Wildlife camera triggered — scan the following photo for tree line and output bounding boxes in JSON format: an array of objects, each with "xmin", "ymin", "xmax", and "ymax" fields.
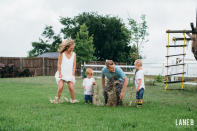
[{"xmin": 28, "ymin": 12, "xmax": 148, "ymax": 64}]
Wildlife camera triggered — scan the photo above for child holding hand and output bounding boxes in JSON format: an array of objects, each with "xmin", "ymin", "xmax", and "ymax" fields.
[
  {"xmin": 82, "ymin": 68, "xmax": 96, "ymax": 104},
  {"xmin": 134, "ymin": 59, "xmax": 145, "ymax": 108}
]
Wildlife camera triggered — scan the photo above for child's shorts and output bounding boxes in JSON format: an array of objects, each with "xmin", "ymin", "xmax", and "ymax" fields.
[
  {"xmin": 136, "ymin": 88, "xmax": 144, "ymax": 99},
  {"xmin": 84, "ymin": 95, "xmax": 93, "ymax": 103}
]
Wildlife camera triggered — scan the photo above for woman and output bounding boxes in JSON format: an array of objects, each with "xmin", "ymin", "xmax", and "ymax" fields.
[{"xmin": 54, "ymin": 38, "xmax": 79, "ymax": 103}]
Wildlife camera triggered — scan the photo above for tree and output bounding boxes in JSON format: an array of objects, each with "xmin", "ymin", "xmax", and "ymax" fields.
[
  {"xmin": 74, "ymin": 23, "xmax": 95, "ymax": 64},
  {"xmin": 28, "ymin": 25, "xmax": 62, "ymax": 57},
  {"xmin": 129, "ymin": 45, "xmax": 143, "ymax": 64},
  {"xmin": 60, "ymin": 12, "xmax": 131, "ymax": 62},
  {"xmin": 128, "ymin": 14, "xmax": 149, "ymax": 59},
  {"xmin": 29, "ymin": 12, "xmax": 148, "ymax": 64},
  {"xmin": 42, "ymin": 26, "xmax": 62, "ymax": 52},
  {"xmin": 28, "ymin": 40, "xmax": 50, "ymax": 57}
]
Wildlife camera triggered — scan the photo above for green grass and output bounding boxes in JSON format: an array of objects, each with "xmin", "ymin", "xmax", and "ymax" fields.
[{"xmin": 0, "ymin": 76, "xmax": 197, "ymax": 131}]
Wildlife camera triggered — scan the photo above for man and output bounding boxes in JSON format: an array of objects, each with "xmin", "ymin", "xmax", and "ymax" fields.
[
  {"xmin": 186, "ymin": 28, "xmax": 197, "ymax": 60},
  {"xmin": 101, "ymin": 60, "xmax": 128, "ymax": 105}
]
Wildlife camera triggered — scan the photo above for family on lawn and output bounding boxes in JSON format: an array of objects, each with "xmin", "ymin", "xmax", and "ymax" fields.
[{"xmin": 51, "ymin": 38, "xmax": 145, "ymax": 108}]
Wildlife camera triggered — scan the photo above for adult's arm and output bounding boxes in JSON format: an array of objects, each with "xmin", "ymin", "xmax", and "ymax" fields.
[
  {"xmin": 116, "ymin": 66, "xmax": 128, "ymax": 99},
  {"xmin": 101, "ymin": 67, "xmax": 106, "ymax": 95},
  {"xmin": 120, "ymin": 77, "xmax": 128, "ymax": 100},
  {"xmin": 72, "ymin": 53, "xmax": 76, "ymax": 76},
  {"xmin": 102, "ymin": 77, "xmax": 105, "ymax": 95},
  {"xmin": 57, "ymin": 53, "xmax": 63, "ymax": 77}
]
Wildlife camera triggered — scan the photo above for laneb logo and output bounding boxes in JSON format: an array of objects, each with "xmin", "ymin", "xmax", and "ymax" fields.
[{"xmin": 176, "ymin": 119, "xmax": 194, "ymax": 126}]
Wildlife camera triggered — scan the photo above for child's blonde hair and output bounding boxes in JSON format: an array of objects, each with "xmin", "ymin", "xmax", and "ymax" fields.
[
  {"xmin": 134, "ymin": 59, "xmax": 142, "ymax": 66},
  {"xmin": 86, "ymin": 68, "xmax": 93, "ymax": 76},
  {"xmin": 58, "ymin": 38, "xmax": 75, "ymax": 53}
]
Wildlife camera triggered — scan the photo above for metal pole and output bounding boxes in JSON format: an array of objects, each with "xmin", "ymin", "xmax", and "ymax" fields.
[
  {"xmin": 165, "ymin": 33, "xmax": 170, "ymax": 91},
  {"xmin": 42, "ymin": 57, "xmax": 45, "ymax": 76},
  {"xmin": 182, "ymin": 33, "xmax": 186, "ymax": 89},
  {"xmin": 196, "ymin": 8, "xmax": 197, "ymax": 27}
]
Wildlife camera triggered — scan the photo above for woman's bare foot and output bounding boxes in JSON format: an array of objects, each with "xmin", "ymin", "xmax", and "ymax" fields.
[{"xmin": 70, "ymin": 99, "xmax": 79, "ymax": 103}]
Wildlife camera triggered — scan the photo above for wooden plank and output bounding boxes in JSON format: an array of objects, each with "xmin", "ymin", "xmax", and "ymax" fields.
[
  {"xmin": 165, "ymin": 54, "xmax": 186, "ymax": 57},
  {"xmin": 165, "ymin": 72, "xmax": 186, "ymax": 77},
  {"xmin": 172, "ymin": 37, "xmax": 191, "ymax": 41},
  {"xmin": 165, "ymin": 64, "xmax": 185, "ymax": 67},
  {"xmin": 164, "ymin": 80, "xmax": 185, "ymax": 84},
  {"xmin": 166, "ymin": 30, "xmax": 193, "ymax": 33},
  {"xmin": 166, "ymin": 45, "xmax": 187, "ymax": 47}
]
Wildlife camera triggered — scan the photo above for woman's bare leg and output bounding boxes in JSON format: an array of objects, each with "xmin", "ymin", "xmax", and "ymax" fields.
[
  {"xmin": 67, "ymin": 81, "xmax": 74, "ymax": 100},
  {"xmin": 57, "ymin": 80, "xmax": 64, "ymax": 102}
]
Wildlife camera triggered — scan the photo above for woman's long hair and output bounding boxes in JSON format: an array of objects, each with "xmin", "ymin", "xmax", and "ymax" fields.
[{"xmin": 58, "ymin": 38, "xmax": 75, "ymax": 53}]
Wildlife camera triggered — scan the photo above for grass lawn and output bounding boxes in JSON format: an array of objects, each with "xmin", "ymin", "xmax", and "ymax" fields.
[{"xmin": 0, "ymin": 76, "xmax": 197, "ymax": 131}]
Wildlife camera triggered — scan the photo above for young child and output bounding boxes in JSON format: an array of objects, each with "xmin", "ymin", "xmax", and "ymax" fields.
[
  {"xmin": 82, "ymin": 68, "xmax": 96, "ymax": 103},
  {"xmin": 134, "ymin": 59, "xmax": 145, "ymax": 108}
]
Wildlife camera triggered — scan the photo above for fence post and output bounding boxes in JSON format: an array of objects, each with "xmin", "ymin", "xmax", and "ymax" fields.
[
  {"xmin": 20, "ymin": 57, "xmax": 23, "ymax": 71},
  {"xmin": 81, "ymin": 62, "xmax": 82, "ymax": 77},
  {"xmin": 187, "ymin": 63, "xmax": 189, "ymax": 76},
  {"xmin": 162, "ymin": 63, "xmax": 165, "ymax": 76},
  {"xmin": 42, "ymin": 57, "xmax": 45, "ymax": 76},
  {"xmin": 127, "ymin": 63, "xmax": 130, "ymax": 83},
  {"xmin": 96, "ymin": 61, "xmax": 98, "ymax": 77}
]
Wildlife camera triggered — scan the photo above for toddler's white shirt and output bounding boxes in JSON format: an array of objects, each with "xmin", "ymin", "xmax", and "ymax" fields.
[
  {"xmin": 135, "ymin": 70, "xmax": 145, "ymax": 89},
  {"xmin": 83, "ymin": 77, "xmax": 95, "ymax": 95}
]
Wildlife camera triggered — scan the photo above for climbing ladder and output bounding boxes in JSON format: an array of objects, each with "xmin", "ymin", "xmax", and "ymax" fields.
[
  {"xmin": 164, "ymin": 10, "xmax": 197, "ymax": 90},
  {"xmin": 164, "ymin": 31, "xmax": 190, "ymax": 90}
]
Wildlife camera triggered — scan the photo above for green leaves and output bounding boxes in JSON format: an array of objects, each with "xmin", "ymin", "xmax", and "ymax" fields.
[
  {"xmin": 29, "ymin": 12, "xmax": 148, "ymax": 64},
  {"xmin": 75, "ymin": 24, "xmax": 95, "ymax": 64},
  {"xmin": 28, "ymin": 42, "xmax": 50, "ymax": 57},
  {"xmin": 59, "ymin": 12, "xmax": 132, "ymax": 62},
  {"xmin": 28, "ymin": 25, "xmax": 62, "ymax": 57},
  {"xmin": 128, "ymin": 14, "xmax": 149, "ymax": 59},
  {"xmin": 42, "ymin": 26, "xmax": 54, "ymax": 40}
]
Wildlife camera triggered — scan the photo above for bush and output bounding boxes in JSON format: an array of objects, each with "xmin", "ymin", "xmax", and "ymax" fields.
[
  {"xmin": 151, "ymin": 74, "xmax": 164, "ymax": 86},
  {"xmin": 154, "ymin": 74, "xmax": 164, "ymax": 83}
]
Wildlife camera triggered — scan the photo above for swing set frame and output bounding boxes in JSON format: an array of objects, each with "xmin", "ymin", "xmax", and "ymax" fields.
[{"xmin": 164, "ymin": 10, "xmax": 197, "ymax": 91}]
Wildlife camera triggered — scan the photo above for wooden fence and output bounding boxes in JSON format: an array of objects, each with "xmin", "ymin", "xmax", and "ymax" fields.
[
  {"xmin": 0, "ymin": 57, "xmax": 58, "ymax": 76},
  {"xmin": 81, "ymin": 62, "xmax": 134, "ymax": 76},
  {"xmin": 0, "ymin": 57, "xmax": 132, "ymax": 76}
]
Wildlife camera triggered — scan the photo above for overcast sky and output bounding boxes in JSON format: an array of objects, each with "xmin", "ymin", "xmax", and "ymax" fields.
[{"xmin": 0, "ymin": 0, "xmax": 197, "ymax": 62}]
